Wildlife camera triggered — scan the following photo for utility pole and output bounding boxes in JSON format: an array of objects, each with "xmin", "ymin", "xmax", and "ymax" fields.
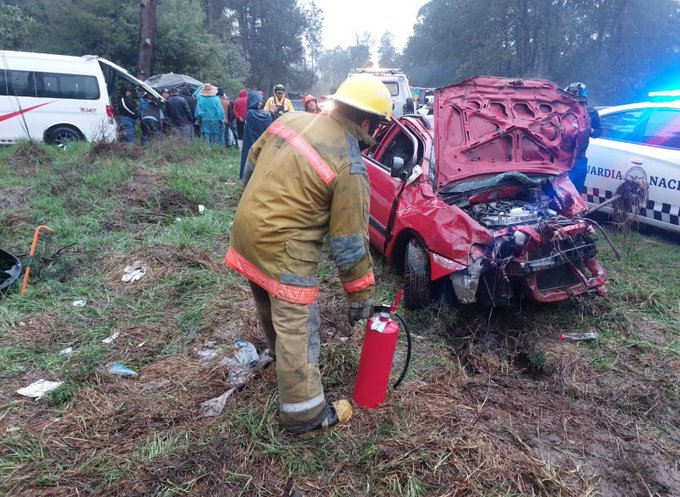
[{"xmin": 137, "ymin": 0, "xmax": 157, "ymax": 79}]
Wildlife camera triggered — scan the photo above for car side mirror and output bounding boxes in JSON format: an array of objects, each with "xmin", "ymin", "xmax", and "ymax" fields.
[{"xmin": 390, "ymin": 156, "xmax": 405, "ymax": 178}]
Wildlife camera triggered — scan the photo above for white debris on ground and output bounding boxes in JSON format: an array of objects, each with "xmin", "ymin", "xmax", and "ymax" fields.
[
  {"xmin": 121, "ymin": 261, "xmax": 148, "ymax": 283},
  {"xmin": 102, "ymin": 331, "xmax": 120, "ymax": 344},
  {"xmin": 200, "ymin": 342, "xmax": 273, "ymax": 417},
  {"xmin": 17, "ymin": 379, "xmax": 63, "ymax": 399}
]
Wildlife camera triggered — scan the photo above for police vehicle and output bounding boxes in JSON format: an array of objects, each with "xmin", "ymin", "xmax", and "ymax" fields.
[{"xmin": 584, "ymin": 93, "xmax": 680, "ymax": 234}]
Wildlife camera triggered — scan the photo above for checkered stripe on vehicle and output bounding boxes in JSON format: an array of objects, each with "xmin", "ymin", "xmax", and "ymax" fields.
[{"xmin": 582, "ymin": 187, "xmax": 680, "ymax": 226}]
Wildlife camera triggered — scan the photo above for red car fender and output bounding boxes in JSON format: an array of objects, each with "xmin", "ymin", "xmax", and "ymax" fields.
[{"xmin": 385, "ymin": 184, "xmax": 494, "ymax": 281}]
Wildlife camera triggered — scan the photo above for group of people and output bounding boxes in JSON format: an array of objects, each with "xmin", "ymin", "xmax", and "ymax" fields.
[
  {"xmin": 115, "ymin": 85, "xmax": 240, "ymax": 147},
  {"xmin": 116, "ymin": 83, "xmax": 323, "ymax": 151}
]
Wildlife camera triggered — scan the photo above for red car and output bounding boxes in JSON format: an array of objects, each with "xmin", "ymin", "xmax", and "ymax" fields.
[{"xmin": 364, "ymin": 76, "xmax": 607, "ymax": 309}]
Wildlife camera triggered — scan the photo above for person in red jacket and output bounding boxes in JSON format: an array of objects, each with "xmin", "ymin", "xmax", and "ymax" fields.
[{"xmin": 233, "ymin": 89, "xmax": 248, "ymax": 145}]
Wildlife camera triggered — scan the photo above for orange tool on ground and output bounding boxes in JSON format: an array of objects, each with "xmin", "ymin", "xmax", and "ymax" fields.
[{"xmin": 20, "ymin": 225, "xmax": 55, "ymax": 295}]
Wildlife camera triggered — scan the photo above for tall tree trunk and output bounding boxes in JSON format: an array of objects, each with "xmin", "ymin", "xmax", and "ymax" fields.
[{"xmin": 137, "ymin": 0, "xmax": 157, "ymax": 79}]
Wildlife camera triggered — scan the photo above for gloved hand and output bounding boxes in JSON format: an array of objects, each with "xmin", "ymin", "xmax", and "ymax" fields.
[{"xmin": 348, "ymin": 300, "xmax": 373, "ymax": 326}]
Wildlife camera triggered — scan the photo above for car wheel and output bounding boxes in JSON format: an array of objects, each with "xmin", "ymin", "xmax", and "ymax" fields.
[
  {"xmin": 46, "ymin": 126, "xmax": 81, "ymax": 147},
  {"xmin": 404, "ymin": 238, "xmax": 431, "ymax": 310}
]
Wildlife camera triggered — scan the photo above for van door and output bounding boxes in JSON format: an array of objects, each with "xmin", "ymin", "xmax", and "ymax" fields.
[{"xmin": 97, "ymin": 58, "xmax": 163, "ymax": 101}]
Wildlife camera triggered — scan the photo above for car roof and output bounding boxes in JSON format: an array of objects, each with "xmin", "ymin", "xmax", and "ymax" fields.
[{"xmin": 598, "ymin": 100, "xmax": 680, "ymax": 115}]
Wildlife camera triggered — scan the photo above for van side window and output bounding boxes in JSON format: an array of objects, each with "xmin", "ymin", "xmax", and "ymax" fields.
[
  {"xmin": 2, "ymin": 70, "xmax": 100, "ymax": 100},
  {"xmin": 35, "ymin": 72, "xmax": 100, "ymax": 100},
  {"xmin": 8, "ymin": 70, "xmax": 36, "ymax": 97},
  {"xmin": 0, "ymin": 70, "xmax": 7, "ymax": 95}
]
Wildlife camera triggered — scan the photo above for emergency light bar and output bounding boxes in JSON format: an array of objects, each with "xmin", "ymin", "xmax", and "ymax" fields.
[{"xmin": 648, "ymin": 89, "xmax": 680, "ymax": 98}]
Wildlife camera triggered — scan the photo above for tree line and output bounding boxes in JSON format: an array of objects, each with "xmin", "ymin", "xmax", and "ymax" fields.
[{"xmin": 2, "ymin": 0, "xmax": 679, "ymax": 104}]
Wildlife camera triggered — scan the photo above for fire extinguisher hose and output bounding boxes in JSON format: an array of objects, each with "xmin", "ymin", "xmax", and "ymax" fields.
[{"xmin": 391, "ymin": 312, "xmax": 412, "ymax": 389}]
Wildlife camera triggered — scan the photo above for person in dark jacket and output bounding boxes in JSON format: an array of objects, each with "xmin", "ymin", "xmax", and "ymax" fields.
[
  {"xmin": 166, "ymin": 88, "xmax": 194, "ymax": 140},
  {"xmin": 240, "ymin": 91, "xmax": 273, "ymax": 179},
  {"xmin": 117, "ymin": 87, "xmax": 137, "ymax": 143},
  {"xmin": 141, "ymin": 93, "xmax": 162, "ymax": 145},
  {"xmin": 565, "ymin": 82, "xmax": 602, "ymax": 194},
  {"xmin": 227, "ymin": 96, "xmax": 239, "ymax": 148}
]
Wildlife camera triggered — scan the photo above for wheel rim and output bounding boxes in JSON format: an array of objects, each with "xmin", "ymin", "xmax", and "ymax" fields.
[{"xmin": 53, "ymin": 130, "xmax": 78, "ymax": 147}]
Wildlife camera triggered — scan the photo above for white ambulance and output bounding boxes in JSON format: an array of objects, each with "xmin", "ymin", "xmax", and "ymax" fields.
[
  {"xmin": 348, "ymin": 68, "xmax": 413, "ymax": 117},
  {"xmin": 0, "ymin": 50, "xmax": 162, "ymax": 146}
]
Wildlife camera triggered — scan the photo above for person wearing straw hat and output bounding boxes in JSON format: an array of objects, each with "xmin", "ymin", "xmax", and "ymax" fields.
[
  {"xmin": 194, "ymin": 83, "xmax": 225, "ymax": 145},
  {"xmin": 224, "ymin": 74, "xmax": 392, "ymax": 437}
]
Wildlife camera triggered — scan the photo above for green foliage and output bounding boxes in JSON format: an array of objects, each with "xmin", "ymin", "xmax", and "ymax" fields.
[
  {"xmin": 403, "ymin": 0, "xmax": 680, "ymax": 105},
  {"xmin": 377, "ymin": 31, "xmax": 399, "ymax": 68},
  {"xmin": 0, "ymin": 4, "xmax": 38, "ymax": 50},
  {"xmin": 18, "ymin": 0, "xmax": 140, "ymax": 70},
  {"xmin": 225, "ymin": 0, "xmax": 321, "ymax": 91},
  {"xmin": 155, "ymin": 0, "xmax": 228, "ymax": 83},
  {"xmin": 316, "ymin": 40, "xmax": 372, "ymax": 94}
]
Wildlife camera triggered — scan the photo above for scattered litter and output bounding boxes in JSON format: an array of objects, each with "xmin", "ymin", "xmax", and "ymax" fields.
[
  {"xmin": 72, "ymin": 299, "xmax": 87, "ymax": 307},
  {"xmin": 202, "ymin": 344, "xmax": 272, "ymax": 415},
  {"xmin": 107, "ymin": 362, "xmax": 138, "ymax": 377},
  {"xmin": 17, "ymin": 379, "xmax": 63, "ymax": 399},
  {"xmin": 198, "ymin": 204, "xmax": 206, "ymax": 214},
  {"xmin": 121, "ymin": 261, "xmax": 148, "ymax": 283},
  {"xmin": 175, "ymin": 217, "xmax": 182, "ymax": 222},
  {"xmin": 200, "ymin": 387, "xmax": 236, "ymax": 417},
  {"xmin": 102, "ymin": 331, "xmax": 120, "ymax": 344},
  {"xmin": 193, "ymin": 340, "xmax": 223, "ymax": 361},
  {"xmin": 58, "ymin": 346, "xmax": 74, "ymax": 355},
  {"xmin": 560, "ymin": 331, "xmax": 599, "ymax": 342},
  {"xmin": 137, "ymin": 341, "xmax": 146, "ymax": 348},
  {"xmin": 219, "ymin": 344, "xmax": 273, "ymax": 387},
  {"xmin": 234, "ymin": 339, "xmax": 259, "ymax": 367},
  {"xmin": 141, "ymin": 378, "xmax": 171, "ymax": 391}
]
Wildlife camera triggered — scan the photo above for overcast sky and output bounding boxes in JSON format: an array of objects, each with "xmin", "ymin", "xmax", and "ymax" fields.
[{"xmin": 311, "ymin": 0, "xmax": 430, "ymax": 52}]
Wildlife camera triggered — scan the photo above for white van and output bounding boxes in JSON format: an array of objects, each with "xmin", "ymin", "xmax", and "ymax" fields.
[
  {"xmin": 0, "ymin": 50, "xmax": 162, "ymax": 145},
  {"xmin": 348, "ymin": 68, "xmax": 412, "ymax": 117}
]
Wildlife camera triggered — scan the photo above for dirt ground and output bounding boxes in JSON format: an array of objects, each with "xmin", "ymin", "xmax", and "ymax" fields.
[{"xmin": 1, "ymin": 142, "xmax": 679, "ymax": 496}]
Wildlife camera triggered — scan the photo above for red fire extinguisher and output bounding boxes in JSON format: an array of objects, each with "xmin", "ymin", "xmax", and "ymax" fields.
[{"xmin": 353, "ymin": 290, "xmax": 411, "ymax": 409}]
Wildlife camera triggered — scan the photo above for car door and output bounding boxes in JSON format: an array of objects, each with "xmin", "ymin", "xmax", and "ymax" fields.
[
  {"xmin": 365, "ymin": 125, "xmax": 405, "ymax": 251},
  {"xmin": 633, "ymin": 108, "xmax": 680, "ymax": 231},
  {"xmin": 585, "ymin": 108, "xmax": 646, "ymax": 204}
]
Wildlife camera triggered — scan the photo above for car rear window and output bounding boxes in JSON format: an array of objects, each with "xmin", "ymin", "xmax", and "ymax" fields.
[
  {"xmin": 599, "ymin": 110, "xmax": 644, "ymax": 142},
  {"xmin": 642, "ymin": 109, "xmax": 680, "ymax": 150}
]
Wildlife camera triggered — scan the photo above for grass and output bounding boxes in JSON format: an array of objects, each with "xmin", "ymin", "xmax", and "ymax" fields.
[{"xmin": 1, "ymin": 139, "xmax": 679, "ymax": 496}]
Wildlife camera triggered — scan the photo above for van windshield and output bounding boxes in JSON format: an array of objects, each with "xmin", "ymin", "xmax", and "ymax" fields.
[{"xmin": 382, "ymin": 81, "xmax": 399, "ymax": 96}]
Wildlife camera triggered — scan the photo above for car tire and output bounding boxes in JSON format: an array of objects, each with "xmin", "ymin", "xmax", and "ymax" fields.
[
  {"xmin": 46, "ymin": 126, "xmax": 82, "ymax": 147},
  {"xmin": 404, "ymin": 238, "xmax": 431, "ymax": 310}
]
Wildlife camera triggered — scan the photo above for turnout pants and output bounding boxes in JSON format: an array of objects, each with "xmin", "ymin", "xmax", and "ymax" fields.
[{"xmin": 249, "ymin": 282, "xmax": 327, "ymax": 430}]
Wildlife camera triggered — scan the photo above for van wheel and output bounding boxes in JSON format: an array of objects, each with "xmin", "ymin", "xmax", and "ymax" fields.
[
  {"xmin": 404, "ymin": 238, "xmax": 431, "ymax": 310},
  {"xmin": 46, "ymin": 126, "xmax": 81, "ymax": 147}
]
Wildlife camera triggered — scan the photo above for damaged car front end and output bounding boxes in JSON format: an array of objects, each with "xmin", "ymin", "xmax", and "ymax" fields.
[
  {"xmin": 442, "ymin": 172, "xmax": 606, "ymax": 306},
  {"xmin": 363, "ymin": 76, "xmax": 607, "ymax": 309}
]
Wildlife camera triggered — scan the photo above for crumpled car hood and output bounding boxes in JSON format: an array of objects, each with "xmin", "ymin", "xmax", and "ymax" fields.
[{"xmin": 433, "ymin": 76, "xmax": 588, "ymax": 189}]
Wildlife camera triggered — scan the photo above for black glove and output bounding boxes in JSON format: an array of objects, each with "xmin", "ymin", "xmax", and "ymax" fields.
[{"xmin": 348, "ymin": 300, "xmax": 373, "ymax": 326}]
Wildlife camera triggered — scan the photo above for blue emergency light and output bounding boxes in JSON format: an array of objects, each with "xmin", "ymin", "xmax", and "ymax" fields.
[{"xmin": 648, "ymin": 89, "xmax": 680, "ymax": 99}]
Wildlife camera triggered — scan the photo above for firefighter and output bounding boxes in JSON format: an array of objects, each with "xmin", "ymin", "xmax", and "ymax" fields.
[
  {"xmin": 264, "ymin": 83, "xmax": 294, "ymax": 119},
  {"xmin": 224, "ymin": 74, "xmax": 392, "ymax": 436}
]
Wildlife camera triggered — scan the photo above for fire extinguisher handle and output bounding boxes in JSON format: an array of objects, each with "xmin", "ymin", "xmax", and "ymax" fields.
[{"xmin": 373, "ymin": 305, "xmax": 391, "ymax": 314}]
